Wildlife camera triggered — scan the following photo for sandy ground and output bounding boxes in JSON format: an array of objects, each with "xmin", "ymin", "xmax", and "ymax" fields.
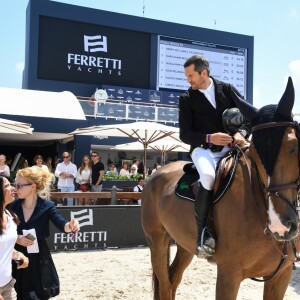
[{"xmin": 52, "ymin": 246, "xmax": 300, "ymax": 300}]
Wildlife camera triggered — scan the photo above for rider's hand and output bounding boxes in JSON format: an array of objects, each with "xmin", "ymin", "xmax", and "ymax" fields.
[
  {"xmin": 209, "ymin": 132, "xmax": 233, "ymax": 146},
  {"xmin": 231, "ymin": 132, "xmax": 246, "ymax": 146}
]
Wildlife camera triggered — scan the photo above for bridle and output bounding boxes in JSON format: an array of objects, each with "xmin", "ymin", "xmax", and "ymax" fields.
[
  {"xmin": 250, "ymin": 121, "xmax": 300, "ymax": 281},
  {"xmin": 251, "ymin": 121, "xmax": 300, "ymax": 218}
]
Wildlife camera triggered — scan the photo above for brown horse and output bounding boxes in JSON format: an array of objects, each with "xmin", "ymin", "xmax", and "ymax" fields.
[{"xmin": 141, "ymin": 77, "xmax": 300, "ymax": 300}]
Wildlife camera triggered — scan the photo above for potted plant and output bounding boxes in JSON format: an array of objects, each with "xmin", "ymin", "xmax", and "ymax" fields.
[{"xmin": 102, "ymin": 173, "xmax": 143, "ymax": 189}]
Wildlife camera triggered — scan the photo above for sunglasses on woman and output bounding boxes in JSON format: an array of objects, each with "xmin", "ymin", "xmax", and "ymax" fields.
[{"xmin": 11, "ymin": 183, "xmax": 33, "ymax": 189}]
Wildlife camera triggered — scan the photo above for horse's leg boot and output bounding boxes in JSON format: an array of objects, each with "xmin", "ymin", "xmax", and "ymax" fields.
[{"xmin": 195, "ymin": 182, "xmax": 215, "ymax": 258}]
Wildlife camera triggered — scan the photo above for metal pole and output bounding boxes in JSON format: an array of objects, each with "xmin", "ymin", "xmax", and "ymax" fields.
[
  {"xmin": 144, "ymin": 130, "xmax": 147, "ymax": 178},
  {"xmin": 111, "ymin": 185, "xmax": 117, "ymax": 205}
]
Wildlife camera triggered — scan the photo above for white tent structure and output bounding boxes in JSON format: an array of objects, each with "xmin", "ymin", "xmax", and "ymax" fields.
[
  {"xmin": 0, "ymin": 87, "xmax": 86, "ymax": 145},
  {"xmin": 0, "ymin": 87, "xmax": 86, "ymax": 120}
]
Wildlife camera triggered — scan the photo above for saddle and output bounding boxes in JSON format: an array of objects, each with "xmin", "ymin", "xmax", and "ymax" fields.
[{"xmin": 175, "ymin": 146, "xmax": 247, "ymax": 203}]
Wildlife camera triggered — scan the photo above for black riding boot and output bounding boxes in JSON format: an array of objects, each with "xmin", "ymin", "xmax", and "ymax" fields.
[{"xmin": 195, "ymin": 182, "xmax": 215, "ymax": 257}]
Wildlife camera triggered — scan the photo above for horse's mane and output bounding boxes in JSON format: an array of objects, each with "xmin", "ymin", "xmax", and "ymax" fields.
[{"xmin": 251, "ymin": 104, "xmax": 293, "ymax": 176}]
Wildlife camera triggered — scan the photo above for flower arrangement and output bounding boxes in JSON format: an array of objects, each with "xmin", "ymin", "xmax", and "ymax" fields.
[{"xmin": 103, "ymin": 173, "xmax": 143, "ymax": 181}]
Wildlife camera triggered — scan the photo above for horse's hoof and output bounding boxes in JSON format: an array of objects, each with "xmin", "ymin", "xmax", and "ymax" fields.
[
  {"xmin": 196, "ymin": 245, "xmax": 214, "ymax": 258},
  {"xmin": 205, "ymin": 237, "xmax": 215, "ymax": 249},
  {"xmin": 196, "ymin": 246, "xmax": 206, "ymax": 258}
]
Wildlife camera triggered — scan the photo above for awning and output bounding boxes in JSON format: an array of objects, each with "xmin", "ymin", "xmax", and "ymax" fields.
[
  {"xmin": 0, "ymin": 87, "xmax": 86, "ymax": 120},
  {"xmin": 0, "ymin": 132, "xmax": 72, "ymax": 146},
  {"xmin": 0, "ymin": 118, "xmax": 33, "ymax": 134}
]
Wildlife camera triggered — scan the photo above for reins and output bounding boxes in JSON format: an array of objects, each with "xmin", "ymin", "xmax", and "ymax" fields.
[
  {"xmin": 250, "ymin": 243, "xmax": 289, "ymax": 282},
  {"xmin": 251, "ymin": 121, "xmax": 297, "ymax": 132},
  {"xmin": 250, "ymin": 160, "xmax": 292, "ymax": 282},
  {"xmin": 249, "ymin": 121, "xmax": 300, "ymax": 281}
]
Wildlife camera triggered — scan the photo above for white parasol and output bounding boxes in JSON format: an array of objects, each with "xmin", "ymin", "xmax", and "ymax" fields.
[
  {"xmin": 112, "ymin": 139, "xmax": 189, "ymax": 165},
  {"xmin": 70, "ymin": 121, "xmax": 181, "ymax": 177}
]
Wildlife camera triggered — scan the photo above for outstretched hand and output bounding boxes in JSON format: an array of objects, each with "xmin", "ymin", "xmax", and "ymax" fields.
[{"xmin": 69, "ymin": 218, "xmax": 80, "ymax": 232}]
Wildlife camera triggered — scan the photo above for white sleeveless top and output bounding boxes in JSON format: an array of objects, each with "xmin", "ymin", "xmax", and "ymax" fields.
[{"xmin": 0, "ymin": 210, "xmax": 18, "ymax": 287}]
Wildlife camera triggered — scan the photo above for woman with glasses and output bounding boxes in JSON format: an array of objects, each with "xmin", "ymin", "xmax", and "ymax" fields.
[
  {"xmin": 10, "ymin": 167, "xmax": 80, "ymax": 300},
  {"xmin": 0, "ymin": 176, "xmax": 28, "ymax": 300},
  {"xmin": 130, "ymin": 166, "xmax": 137, "ymax": 175}
]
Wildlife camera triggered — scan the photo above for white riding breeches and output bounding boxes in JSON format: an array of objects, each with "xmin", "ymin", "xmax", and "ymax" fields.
[{"xmin": 191, "ymin": 146, "xmax": 230, "ymax": 191}]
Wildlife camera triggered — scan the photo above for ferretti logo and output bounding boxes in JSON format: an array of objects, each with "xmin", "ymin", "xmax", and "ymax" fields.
[
  {"xmin": 71, "ymin": 209, "xmax": 93, "ymax": 228},
  {"xmin": 67, "ymin": 34, "xmax": 122, "ymax": 76},
  {"xmin": 84, "ymin": 35, "xmax": 108, "ymax": 53},
  {"xmin": 53, "ymin": 208, "xmax": 108, "ymax": 250}
]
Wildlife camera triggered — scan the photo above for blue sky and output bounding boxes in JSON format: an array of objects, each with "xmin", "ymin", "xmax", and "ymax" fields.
[{"xmin": 1, "ymin": 0, "xmax": 300, "ymax": 111}]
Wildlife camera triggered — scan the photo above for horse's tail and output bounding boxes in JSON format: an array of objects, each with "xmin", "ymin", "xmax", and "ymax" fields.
[{"xmin": 152, "ymin": 241, "xmax": 171, "ymax": 300}]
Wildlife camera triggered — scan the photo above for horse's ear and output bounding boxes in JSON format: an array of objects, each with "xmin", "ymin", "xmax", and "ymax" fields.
[
  {"xmin": 276, "ymin": 77, "xmax": 294, "ymax": 118},
  {"xmin": 230, "ymin": 90, "xmax": 258, "ymax": 123}
]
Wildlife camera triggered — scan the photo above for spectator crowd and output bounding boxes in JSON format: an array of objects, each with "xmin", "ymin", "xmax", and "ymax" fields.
[{"xmin": 0, "ymin": 152, "xmax": 162, "ymax": 207}]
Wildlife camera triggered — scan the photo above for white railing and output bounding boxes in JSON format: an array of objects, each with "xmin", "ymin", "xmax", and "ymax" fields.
[{"xmin": 77, "ymin": 97, "xmax": 179, "ymax": 124}]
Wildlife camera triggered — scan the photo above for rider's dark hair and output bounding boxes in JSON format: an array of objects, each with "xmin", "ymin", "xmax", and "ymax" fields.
[{"xmin": 184, "ymin": 55, "xmax": 210, "ymax": 76}]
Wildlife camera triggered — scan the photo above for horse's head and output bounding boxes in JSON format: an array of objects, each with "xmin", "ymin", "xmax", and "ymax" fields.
[{"xmin": 232, "ymin": 77, "xmax": 300, "ymax": 241}]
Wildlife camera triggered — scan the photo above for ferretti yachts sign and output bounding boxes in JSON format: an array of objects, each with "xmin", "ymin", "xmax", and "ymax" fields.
[
  {"xmin": 37, "ymin": 16, "xmax": 150, "ymax": 88},
  {"xmin": 67, "ymin": 34, "xmax": 122, "ymax": 76},
  {"xmin": 48, "ymin": 207, "xmax": 147, "ymax": 250}
]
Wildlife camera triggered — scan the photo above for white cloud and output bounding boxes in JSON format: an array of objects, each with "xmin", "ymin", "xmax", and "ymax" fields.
[
  {"xmin": 288, "ymin": 8, "xmax": 298, "ymax": 19},
  {"xmin": 15, "ymin": 62, "xmax": 24, "ymax": 74}
]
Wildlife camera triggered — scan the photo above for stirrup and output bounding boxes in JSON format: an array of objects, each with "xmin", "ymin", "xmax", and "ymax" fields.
[{"xmin": 196, "ymin": 227, "xmax": 215, "ymax": 258}]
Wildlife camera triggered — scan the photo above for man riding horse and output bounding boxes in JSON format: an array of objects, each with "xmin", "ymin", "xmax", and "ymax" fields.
[{"xmin": 179, "ymin": 55, "xmax": 251, "ymax": 257}]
